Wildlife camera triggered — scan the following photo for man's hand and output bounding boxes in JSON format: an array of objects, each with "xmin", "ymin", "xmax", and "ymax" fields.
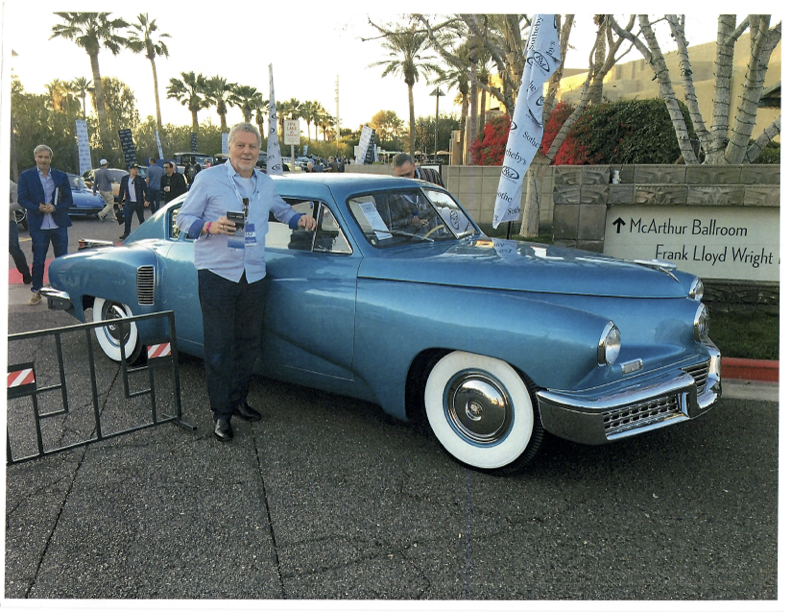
[
  {"xmin": 298, "ymin": 215, "xmax": 317, "ymax": 231},
  {"xmin": 39, "ymin": 203, "xmax": 56, "ymax": 214}
]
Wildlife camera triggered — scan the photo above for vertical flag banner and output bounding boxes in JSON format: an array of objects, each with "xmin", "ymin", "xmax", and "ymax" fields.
[
  {"xmin": 118, "ymin": 128, "xmax": 137, "ymax": 167},
  {"xmin": 492, "ymin": 14, "xmax": 560, "ymax": 228},
  {"xmin": 75, "ymin": 120, "xmax": 92, "ymax": 176},
  {"xmin": 267, "ymin": 64, "xmax": 284, "ymax": 175},
  {"xmin": 356, "ymin": 126, "xmax": 376, "ymax": 165},
  {"xmin": 155, "ymin": 129, "xmax": 164, "ymax": 160}
]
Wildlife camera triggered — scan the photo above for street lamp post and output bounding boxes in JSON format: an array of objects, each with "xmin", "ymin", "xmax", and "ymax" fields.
[{"xmin": 429, "ymin": 87, "xmax": 445, "ymax": 163}]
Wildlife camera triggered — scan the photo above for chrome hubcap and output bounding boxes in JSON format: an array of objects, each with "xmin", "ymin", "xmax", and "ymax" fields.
[
  {"xmin": 445, "ymin": 371, "xmax": 512, "ymax": 445},
  {"xmin": 104, "ymin": 303, "xmax": 131, "ymax": 345}
]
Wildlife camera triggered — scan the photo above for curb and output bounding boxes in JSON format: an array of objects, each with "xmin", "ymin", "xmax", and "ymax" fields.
[{"xmin": 722, "ymin": 357, "xmax": 779, "ymax": 383}]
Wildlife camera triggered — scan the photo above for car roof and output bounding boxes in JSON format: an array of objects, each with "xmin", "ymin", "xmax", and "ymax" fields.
[{"xmin": 271, "ymin": 172, "xmax": 433, "ymax": 200}]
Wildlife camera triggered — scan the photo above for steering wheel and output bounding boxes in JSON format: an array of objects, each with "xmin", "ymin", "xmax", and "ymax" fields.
[{"xmin": 423, "ymin": 224, "xmax": 446, "ymax": 239}]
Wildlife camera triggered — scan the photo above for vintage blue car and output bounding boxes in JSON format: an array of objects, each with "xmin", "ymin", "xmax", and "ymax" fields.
[
  {"xmin": 67, "ymin": 173, "xmax": 107, "ymax": 217},
  {"xmin": 42, "ymin": 173, "xmax": 721, "ymax": 473}
]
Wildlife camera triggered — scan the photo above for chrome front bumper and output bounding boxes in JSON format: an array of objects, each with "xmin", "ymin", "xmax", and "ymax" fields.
[
  {"xmin": 39, "ymin": 287, "xmax": 73, "ymax": 311},
  {"xmin": 536, "ymin": 347, "xmax": 721, "ymax": 445}
]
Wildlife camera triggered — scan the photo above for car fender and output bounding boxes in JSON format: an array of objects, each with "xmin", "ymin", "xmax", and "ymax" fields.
[
  {"xmin": 47, "ymin": 245, "xmax": 166, "ymax": 339},
  {"xmin": 353, "ymin": 280, "xmax": 612, "ymax": 420}
]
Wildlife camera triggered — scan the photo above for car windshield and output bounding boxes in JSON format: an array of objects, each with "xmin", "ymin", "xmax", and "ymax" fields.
[
  {"xmin": 348, "ymin": 188, "xmax": 477, "ymax": 247},
  {"xmin": 68, "ymin": 175, "xmax": 88, "ymax": 190}
]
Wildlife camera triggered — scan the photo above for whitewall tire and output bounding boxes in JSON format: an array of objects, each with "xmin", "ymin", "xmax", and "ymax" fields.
[
  {"xmin": 91, "ymin": 297, "xmax": 141, "ymax": 363},
  {"xmin": 424, "ymin": 351, "xmax": 543, "ymax": 471}
]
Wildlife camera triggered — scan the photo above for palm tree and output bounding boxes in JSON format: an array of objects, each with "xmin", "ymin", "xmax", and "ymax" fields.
[
  {"xmin": 434, "ymin": 43, "xmax": 472, "ymax": 164},
  {"xmin": 70, "ymin": 76, "xmax": 93, "ymax": 119},
  {"xmin": 126, "ymin": 13, "xmax": 171, "ymax": 129},
  {"xmin": 46, "ymin": 79, "xmax": 79, "ymax": 113},
  {"xmin": 167, "ymin": 71, "xmax": 210, "ymax": 133},
  {"xmin": 300, "ymin": 100, "xmax": 323, "ymax": 142},
  {"xmin": 229, "ymin": 85, "xmax": 263, "ymax": 124},
  {"xmin": 369, "ymin": 27, "xmax": 443, "ymax": 155},
  {"xmin": 251, "ymin": 98, "xmax": 269, "ymax": 143},
  {"xmin": 318, "ymin": 111, "xmax": 336, "ymax": 141},
  {"xmin": 203, "ymin": 76, "xmax": 237, "ymax": 131},
  {"xmin": 50, "ymin": 12, "xmax": 129, "ymax": 152}
]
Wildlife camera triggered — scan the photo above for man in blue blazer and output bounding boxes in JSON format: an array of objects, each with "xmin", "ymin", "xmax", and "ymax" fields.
[
  {"xmin": 118, "ymin": 164, "xmax": 147, "ymax": 240},
  {"xmin": 16, "ymin": 144, "xmax": 73, "ymax": 305}
]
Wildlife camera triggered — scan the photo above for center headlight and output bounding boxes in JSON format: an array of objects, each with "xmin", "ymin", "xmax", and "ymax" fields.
[
  {"xmin": 598, "ymin": 321, "xmax": 621, "ymax": 366},
  {"xmin": 694, "ymin": 303, "xmax": 710, "ymax": 341}
]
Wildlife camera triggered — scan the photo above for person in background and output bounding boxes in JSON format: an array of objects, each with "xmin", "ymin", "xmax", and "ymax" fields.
[
  {"xmin": 146, "ymin": 157, "xmax": 164, "ymax": 213},
  {"xmin": 161, "ymin": 161, "xmax": 187, "ymax": 205},
  {"xmin": 94, "ymin": 158, "xmax": 115, "ymax": 221},
  {"xmin": 118, "ymin": 164, "xmax": 146, "ymax": 240},
  {"xmin": 391, "ymin": 153, "xmax": 444, "ymax": 187},
  {"xmin": 16, "ymin": 144, "xmax": 73, "ymax": 305},
  {"xmin": 175, "ymin": 122, "xmax": 316, "ymax": 443},
  {"xmin": 9, "ymin": 180, "xmax": 32, "ymax": 284}
]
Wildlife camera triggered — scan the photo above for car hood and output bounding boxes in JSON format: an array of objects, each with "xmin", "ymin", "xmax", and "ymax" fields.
[{"xmin": 357, "ymin": 237, "xmax": 695, "ymax": 299}]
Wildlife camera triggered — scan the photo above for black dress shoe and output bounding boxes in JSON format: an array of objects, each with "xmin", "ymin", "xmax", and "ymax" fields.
[
  {"xmin": 232, "ymin": 402, "xmax": 262, "ymax": 422},
  {"xmin": 213, "ymin": 417, "xmax": 234, "ymax": 442}
]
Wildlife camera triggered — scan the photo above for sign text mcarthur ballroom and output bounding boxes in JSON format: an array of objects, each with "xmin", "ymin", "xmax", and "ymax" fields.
[{"xmin": 630, "ymin": 217, "xmax": 748, "ymax": 237}]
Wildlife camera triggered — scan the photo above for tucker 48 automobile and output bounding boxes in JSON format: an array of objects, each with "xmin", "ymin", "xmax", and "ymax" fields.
[{"xmin": 42, "ymin": 174, "xmax": 721, "ymax": 473}]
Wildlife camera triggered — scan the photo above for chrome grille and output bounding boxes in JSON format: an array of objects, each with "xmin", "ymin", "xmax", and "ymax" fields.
[
  {"xmin": 136, "ymin": 266, "xmax": 155, "ymax": 305},
  {"xmin": 684, "ymin": 361, "xmax": 710, "ymax": 395},
  {"xmin": 602, "ymin": 394, "xmax": 682, "ymax": 437}
]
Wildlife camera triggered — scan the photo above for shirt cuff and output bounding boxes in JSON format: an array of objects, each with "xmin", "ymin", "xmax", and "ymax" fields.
[
  {"xmin": 288, "ymin": 214, "xmax": 303, "ymax": 230},
  {"xmin": 188, "ymin": 218, "xmax": 205, "ymax": 239}
]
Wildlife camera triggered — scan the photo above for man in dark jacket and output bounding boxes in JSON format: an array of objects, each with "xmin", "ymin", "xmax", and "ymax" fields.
[
  {"xmin": 118, "ymin": 164, "xmax": 147, "ymax": 240},
  {"xmin": 161, "ymin": 161, "xmax": 188, "ymax": 204},
  {"xmin": 392, "ymin": 153, "xmax": 445, "ymax": 187},
  {"xmin": 16, "ymin": 144, "xmax": 73, "ymax": 305}
]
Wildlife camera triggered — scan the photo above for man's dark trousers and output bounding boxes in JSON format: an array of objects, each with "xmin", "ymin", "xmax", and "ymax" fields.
[
  {"xmin": 198, "ymin": 269, "xmax": 267, "ymax": 421},
  {"xmin": 30, "ymin": 227, "xmax": 68, "ymax": 292}
]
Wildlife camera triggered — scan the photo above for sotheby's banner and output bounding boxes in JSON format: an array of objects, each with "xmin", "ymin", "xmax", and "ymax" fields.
[
  {"xmin": 492, "ymin": 14, "xmax": 560, "ymax": 228},
  {"xmin": 267, "ymin": 64, "xmax": 284, "ymax": 175}
]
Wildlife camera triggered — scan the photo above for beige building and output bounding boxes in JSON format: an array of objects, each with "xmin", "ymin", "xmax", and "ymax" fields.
[{"xmin": 556, "ymin": 32, "xmax": 781, "ymax": 142}]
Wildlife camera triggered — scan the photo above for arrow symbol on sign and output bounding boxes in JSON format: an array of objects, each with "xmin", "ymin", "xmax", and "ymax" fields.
[{"xmin": 613, "ymin": 217, "xmax": 626, "ymax": 234}]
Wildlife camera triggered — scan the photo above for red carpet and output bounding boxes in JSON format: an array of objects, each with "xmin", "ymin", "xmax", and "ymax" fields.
[{"xmin": 8, "ymin": 259, "xmax": 51, "ymax": 285}]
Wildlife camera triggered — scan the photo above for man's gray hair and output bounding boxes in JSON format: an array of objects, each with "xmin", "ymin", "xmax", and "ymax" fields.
[
  {"xmin": 228, "ymin": 122, "xmax": 261, "ymax": 148},
  {"xmin": 392, "ymin": 153, "xmax": 413, "ymax": 167},
  {"xmin": 34, "ymin": 144, "xmax": 53, "ymax": 157}
]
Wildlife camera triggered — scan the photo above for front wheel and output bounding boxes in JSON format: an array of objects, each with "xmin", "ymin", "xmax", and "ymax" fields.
[
  {"xmin": 91, "ymin": 297, "xmax": 142, "ymax": 363},
  {"xmin": 424, "ymin": 351, "xmax": 543, "ymax": 473}
]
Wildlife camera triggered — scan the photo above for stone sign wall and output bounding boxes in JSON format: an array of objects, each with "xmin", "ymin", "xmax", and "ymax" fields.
[{"xmin": 551, "ymin": 164, "xmax": 780, "ymax": 311}]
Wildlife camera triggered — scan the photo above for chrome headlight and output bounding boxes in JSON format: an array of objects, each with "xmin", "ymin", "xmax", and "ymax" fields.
[
  {"xmin": 598, "ymin": 322, "xmax": 621, "ymax": 366},
  {"xmin": 694, "ymin": 303, "xmax": 710, "ymax": 341},
  {"xmin": 689, "ymin": 278, "xmax": 704, "ymax": 301}
]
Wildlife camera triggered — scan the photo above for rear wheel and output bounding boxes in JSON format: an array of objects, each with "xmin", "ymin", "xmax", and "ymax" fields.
[
  {"xmin": 424, "ymin": 351, "xmax": 543, "ymax": 473},
  {"xmin": 91, "ymin": 297, "xmax": 142, "ymax": 363}
]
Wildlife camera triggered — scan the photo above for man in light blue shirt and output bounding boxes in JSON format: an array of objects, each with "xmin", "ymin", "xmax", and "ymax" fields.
[
  {"xmin": 176, "ymin": 122, "xmax": 316, "ymax": 442},
  {"xmin": 146, "ymin": 157, "xmax": 164, "ymax": 212}
]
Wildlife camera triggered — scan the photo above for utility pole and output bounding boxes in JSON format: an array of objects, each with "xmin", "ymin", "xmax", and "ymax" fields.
[
  {"xmin": 430, "ymin": 87, "xmax": 445, "ymax": 163},
  {"xmin": 335, "ymin": 76, "xmax": 341, "ymax": 151}
]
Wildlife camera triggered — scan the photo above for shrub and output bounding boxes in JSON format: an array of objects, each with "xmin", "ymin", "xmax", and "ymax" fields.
[{"xmin": 471, "ymin": 114, "xmax": 511, "ymax": 165}]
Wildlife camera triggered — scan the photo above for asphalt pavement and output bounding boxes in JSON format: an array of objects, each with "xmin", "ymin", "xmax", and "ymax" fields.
[{"xmin": 4, "ymin": 215, "xmax": 781, "ymax": 609}]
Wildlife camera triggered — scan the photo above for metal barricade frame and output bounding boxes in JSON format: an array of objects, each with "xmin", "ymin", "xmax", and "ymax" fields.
[{"xmin": 7, "ymin": 310, "xmax": 195, "ymax": 465}]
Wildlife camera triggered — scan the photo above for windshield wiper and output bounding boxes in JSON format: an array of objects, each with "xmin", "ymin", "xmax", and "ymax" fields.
[{"xmin": 387, "ymin": 229, "xmax": 435, "ymax": 243}]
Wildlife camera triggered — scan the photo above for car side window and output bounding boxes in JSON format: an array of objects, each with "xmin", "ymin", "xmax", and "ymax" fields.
[
  {"xmin": 169, "ymin": 204, "xmax": 194, "ymax": 241},
  {"xmin": 268, "ymin": 200, "xmax": 352, "ymax": 255}
]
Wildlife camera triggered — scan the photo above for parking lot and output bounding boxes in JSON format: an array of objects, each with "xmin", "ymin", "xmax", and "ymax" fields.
[{"xmin": 5, "ymin": 215, "xmax": 780, "ymax": 607}]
